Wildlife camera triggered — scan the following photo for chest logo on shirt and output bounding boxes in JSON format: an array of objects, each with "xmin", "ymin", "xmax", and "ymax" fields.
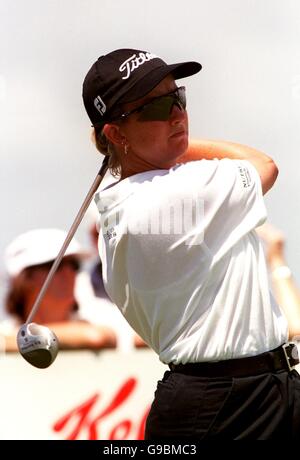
[
  {"xmin": 237, "ymin": 165, "xmax": 252, "ymax": 188},
  {"xmin": 104, "ymin": 227, "xmax": 117, "ymax": 241}
]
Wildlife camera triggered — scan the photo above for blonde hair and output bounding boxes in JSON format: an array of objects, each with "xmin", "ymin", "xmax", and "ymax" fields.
[{"xmin": 93, "ymin": 127, "xmax": 122, "ymax": 178}]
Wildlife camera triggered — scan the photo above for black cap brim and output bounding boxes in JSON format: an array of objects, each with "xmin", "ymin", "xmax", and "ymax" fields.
[{"xmin": 119, "ymin": 61, "xmax": 202, "ymax": 105}]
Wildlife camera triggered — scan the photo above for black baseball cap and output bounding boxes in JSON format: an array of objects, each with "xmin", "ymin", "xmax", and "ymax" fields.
[{"xmin": 82, "ymin": 48, "xmax": 202, "ymax": 127}]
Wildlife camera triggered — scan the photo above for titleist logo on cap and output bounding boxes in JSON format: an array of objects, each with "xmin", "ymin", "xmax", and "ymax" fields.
[{"xmin": 119, "ymin": 52, "xmax": 157, "ymax": 80}]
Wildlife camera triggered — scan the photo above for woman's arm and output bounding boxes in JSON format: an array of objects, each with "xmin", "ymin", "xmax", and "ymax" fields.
[
  {"xmin": 180, "ymin": 139, "xmax": 278, "ymax": 195},
  {"xmin": 46, "ymin": 320, "xmax": 117, "ymax": 349}
]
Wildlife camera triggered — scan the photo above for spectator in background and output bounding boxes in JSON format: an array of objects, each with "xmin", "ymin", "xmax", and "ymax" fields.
[
  {"xmin": 257, "ymin": 223, "xmax": 300, "ymax": 340},
  {"xmin": 0, "ymin": 228, "xmax": 117, "ymax": 351}
]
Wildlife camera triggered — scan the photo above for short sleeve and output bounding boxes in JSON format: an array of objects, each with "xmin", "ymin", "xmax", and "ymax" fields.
[
  {"xmin": 171, "ymin": 158, "xmax": 267, "ymax": 255},
  {"xmin": 203, "ymin": 158, "xmax": 266, "ymax": 252}
]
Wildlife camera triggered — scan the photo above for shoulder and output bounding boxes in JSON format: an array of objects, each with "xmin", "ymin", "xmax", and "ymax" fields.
[{"xmin": 177, "ymin": 158, "xmax": 260, "ymax": 186}]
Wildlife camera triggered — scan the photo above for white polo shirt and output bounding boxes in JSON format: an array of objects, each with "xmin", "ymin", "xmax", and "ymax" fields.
[{"xmin": 94, "ymin": 159, "xmax": 288, "ymax": 364}]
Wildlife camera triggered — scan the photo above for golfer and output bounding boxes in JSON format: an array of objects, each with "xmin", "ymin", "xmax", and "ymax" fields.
[{"xmin": 82, "ymin": 48, "xmax": 300, "ymax": 439}]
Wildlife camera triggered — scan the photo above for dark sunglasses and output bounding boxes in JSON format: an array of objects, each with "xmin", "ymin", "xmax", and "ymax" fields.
[
  {"xmin": 29, "ymin": 257, "xmax": 81, "ymax": 273},
  {"xmin": 115, "ymin": 86, "xmax": 186, "ymax": 122}
]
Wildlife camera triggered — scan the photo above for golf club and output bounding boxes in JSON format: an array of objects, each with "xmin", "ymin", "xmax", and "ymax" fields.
[{"xmin": 17, "ymin": 156, "xmax": 109, "ymax": 369}]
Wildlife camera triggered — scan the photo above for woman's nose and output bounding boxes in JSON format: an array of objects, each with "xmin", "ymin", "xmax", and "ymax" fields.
[{"xmin": 169, "ymin": 103, "xmax": 186, "ymax": 124}]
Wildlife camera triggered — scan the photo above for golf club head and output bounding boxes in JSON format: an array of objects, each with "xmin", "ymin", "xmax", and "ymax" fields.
[{"xmin": 17, "ymin": 323, "xmax": 59, "ymax": 369}]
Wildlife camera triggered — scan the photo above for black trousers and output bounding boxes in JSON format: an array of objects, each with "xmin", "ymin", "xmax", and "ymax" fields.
[{"xmin": 145, "ymin": 369, "xmax": 300, "ymax": 439}]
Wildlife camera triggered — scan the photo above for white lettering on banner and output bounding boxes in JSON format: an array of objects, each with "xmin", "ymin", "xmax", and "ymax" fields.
[
  {"xmin": 119, "ymin": 52, "xmax": 157, "ymax": 80},
  {"xmin": 52, "ymin": 377, "xmax": 149, "ymax": 440}
]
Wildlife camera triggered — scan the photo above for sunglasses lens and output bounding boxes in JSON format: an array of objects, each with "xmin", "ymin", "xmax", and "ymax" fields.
[
  {"xmin": 138, "ymin": 96, "xmax": 174, "ymax": 121},
  {"xmin": 137, "ymin": 87, "xmax": 186, "ymax": 122}
]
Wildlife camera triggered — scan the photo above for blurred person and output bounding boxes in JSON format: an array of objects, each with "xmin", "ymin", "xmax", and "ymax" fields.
[
  {"xmin": 0, "ymin": 228, "xmax": 116, "ymax": 351},
  {"xmin": 257, "ymin": 222, "xmax": 300, "ymax": 340},
  {"xmin": 80, "ymin": 47, "xmax": 300, "ymax": 439}
]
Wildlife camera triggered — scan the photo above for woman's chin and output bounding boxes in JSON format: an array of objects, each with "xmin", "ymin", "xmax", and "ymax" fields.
[{"xmin": 168, "ymin": 135, "xmax": 188, "ymax": 160}]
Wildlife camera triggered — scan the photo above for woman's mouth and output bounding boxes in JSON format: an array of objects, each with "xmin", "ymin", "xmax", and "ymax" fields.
[{"xmin": 170, "ymin": 129, "xmax": 187, "ymax": 139}]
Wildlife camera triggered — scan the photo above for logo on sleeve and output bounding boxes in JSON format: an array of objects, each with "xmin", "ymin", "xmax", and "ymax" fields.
[{"xmin": 237, "ymin": 165, "xmax": 252, "ymax": 188}]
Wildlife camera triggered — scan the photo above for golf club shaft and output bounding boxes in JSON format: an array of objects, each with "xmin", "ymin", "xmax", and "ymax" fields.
[{"xmin": 25, "ymin": 156, "xmax": 109, "ymax": 325}]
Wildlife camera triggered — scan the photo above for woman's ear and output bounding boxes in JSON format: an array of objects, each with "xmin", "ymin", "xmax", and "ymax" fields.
[{"xmin": 103, "ymin": 123, "xmax": 125, "ymax": 146}]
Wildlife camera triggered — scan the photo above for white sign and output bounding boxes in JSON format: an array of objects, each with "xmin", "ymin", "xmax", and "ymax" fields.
[{"xmin": 0, "ymin": 349, "xmax": 167, "ymax": 440}]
